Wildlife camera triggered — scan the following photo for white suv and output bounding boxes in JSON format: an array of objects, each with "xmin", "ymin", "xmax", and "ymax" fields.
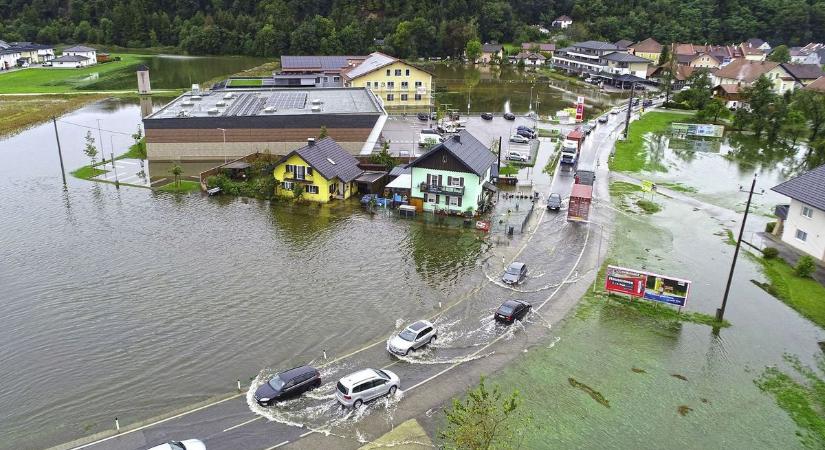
[
  {"xmin": 387, "ymin": 320, "xmax": 437, "ymax": 356},
  {"xmin": 335, "ymin": 368, "xmax": 400, "ymax": 408}
]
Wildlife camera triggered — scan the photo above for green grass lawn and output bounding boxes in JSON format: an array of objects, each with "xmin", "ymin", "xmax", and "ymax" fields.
[
  {"xmin": 157, "ymin": 180, "xmax": 201, "ymax": 193},
  {"xmin": 610, "ymin": 111, "xmax": 695, "ymax": 172},
  {"xmin": 756, "ymin": 256, "xmax": 825, "ymax": 329},
  {"xmin": 228, "ymin": 78, "xmax": 264, "ymax": 87},
  {"xmin": 0, "ymin": 54, "xmax": 149, "ymax": 94},
  {"xmin": 70, "ymin": 165, "xmax": 107, "ymax": 180}
]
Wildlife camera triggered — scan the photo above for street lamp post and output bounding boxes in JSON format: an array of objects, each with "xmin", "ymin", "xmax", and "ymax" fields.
[
  {"xmin": 217, "ymin": 128, "xmax": 227, "ymax": 163},
  {"xmin": 716, "ymin": 174, "xmax": 763, "ymax": 322},
  {"xmin": 623, "ymin": 82, "xmax": 637, "ymax": 139}
]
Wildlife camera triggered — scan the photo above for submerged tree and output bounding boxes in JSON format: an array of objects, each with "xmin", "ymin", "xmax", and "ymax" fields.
[
  {"xmin": 440, "ymin": 376, "xmax": 531, "ymax": 449},
  {"xmin": 169, "ymin": 164, "xmax": 183, "ymax": 187},
  {"xmin": 318, "ymin": 125, "xmax": 328, "ymax": 139},
  {"xmin": 83, "ymin": 131, "xmax": 98, "ymax": 167},
  {"xmin": 465, "ymin": 39, "xmax": 482, "ymax": 63}
]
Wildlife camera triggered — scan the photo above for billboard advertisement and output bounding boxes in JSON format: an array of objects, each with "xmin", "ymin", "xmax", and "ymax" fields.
[
  {"xmin": 605, "ymin": 265, "xmax": 691, "ymax": 307},
  {"xmin": 575, "ymin": 96, "xmax": 585, "ymax": 122}
]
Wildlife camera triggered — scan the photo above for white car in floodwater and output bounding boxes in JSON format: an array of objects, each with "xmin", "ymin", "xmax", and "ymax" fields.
[
  {"xmin": 147, "ymin": 440, "xmax": 206, "ymax": 450},
  {"xmin": 387, "ymin": 320, "xmax": 437, "ymax": 356}
]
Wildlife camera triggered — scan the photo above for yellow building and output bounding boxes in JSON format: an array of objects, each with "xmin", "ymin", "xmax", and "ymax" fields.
[
  {"xmin": 629, "ymin": 38, "xmax": 663, "ymax": 64},
  {"xmin": 344, "ymin": 52, "xmax": 433, "ymax": 110},
  {"xmin": 273, "ymin": 137, "xmax": 364, "ymax": 202}
]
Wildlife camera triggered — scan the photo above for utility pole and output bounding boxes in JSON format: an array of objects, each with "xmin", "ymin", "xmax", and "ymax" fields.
[
  {"xmin": 217, "ymin": 128, "xmax": 227, "ymax": 163},
  {"xmin": 52, "ymin": 117, "xmax": 67, "ymax": 186},
  {"xmin": 497, "ymin": 135, "xmax": 502, "ymax": 174},
  {"xmin": 97, "ymin": 119, "xmax": 105, "ymax": 167},
  {"xmin": 623, "ymin": 82, "xmax": 636, "ymax": 139},
  {"xmin": 717, "ymin": 174, "xmax": 761, "ymax": 322}
]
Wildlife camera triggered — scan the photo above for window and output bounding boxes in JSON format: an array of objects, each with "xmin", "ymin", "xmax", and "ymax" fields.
[
  {"xmin": 401, "ymin": 94, "xmax": 408, "ymax": 101},
  {"xmin": 333, "ymin": 76, "xmax": 340, "ymax": 82},
  {"xmin": 285, "ymin": 164, "xmax": 294, "ymax": 173},
  {"xmin": 387, "ymin": 81, "xmax": 394, "ymax": 89},
  {"xmin": 283, "ymin": 181, "xmax": 294, "ymax": 190},
  {"xmin": 414, "ymin": 94, "xmax": 422, "ymax": 100},
  {"xmin": 449, "ymin": 196, "xmax": 459, "ymax": 206},
  {"xmin": 415, "ymin": 81, "xmax": 422, "ymax": 87},
  {"xmin": 366, "ymin": 81, "xmax": 371, "ymax": 87},
  {"xmin": 386, "ymin": 69, "xmax": 391, "ymax": 76},
  {"xmin": 324, "ymin": 76, "xmax": 328, "ymax": 82},
  {"xmin": 387, "ymin": 94, "xmax": 394, "ymax": 101},
  {"xmin": 449, "ymin": 176, "xmax": 462, "ymax": 186},
  {"xmin": 405, "ymin": 69, "xmax": 410, "ymax": 76},
  {"xmin": 795, "ymin": 229, "xmax": 808, "ymax": 242},
  {"xmin": 306, "ymin": 167, "xmax": 313, "ymax": 176},
  {"xmin": 306, "ymin": 185, "xmax": 319, "ymax": 194},
  {"xmin": 294, "ymin": 165, "xmax": 306, "ymax": 180},
  {"xmin": 315, "ymin": 77, "xmax": 320, "ymax": 83},
  {"xmin": 802, "ymin": 206, "xmax": 813, "ymax": 218},
  {"xmin": 401, "ymin": 81, "xmax": 408, "ymax": 89},
  {"xmin": 394, "ymin": 69, "xmax": 402, "ymax": 76},
  {"xmin": 426, "ymin": 193, "xmax": 437, "ymax": 203},
  {"xmin": 329, "ymin": 184, "xmax": 335, "ymax": 193}
]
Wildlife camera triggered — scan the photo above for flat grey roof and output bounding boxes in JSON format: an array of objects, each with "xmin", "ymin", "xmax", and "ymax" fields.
[{"xmin": 146, "ymin": 87, "xmax": 384, "ymax": 119}]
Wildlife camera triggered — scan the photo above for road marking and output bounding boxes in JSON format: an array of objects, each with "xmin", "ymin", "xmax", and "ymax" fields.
[
  {"xmin": 222, "ymin": 416, "xmax": 263, "ymax": 433},
  {"xmin": 70, "ymin": 393, "xmax": 244, "ymax": 449},
  {"xmin": 299, "ymin": 430, "xmax": 315, "ymax": 438},
  {"xmin": 264, "ymin": 441, "xmax": 290, "ymax": 449}
]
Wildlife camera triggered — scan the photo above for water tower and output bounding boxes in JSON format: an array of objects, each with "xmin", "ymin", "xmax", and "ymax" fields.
[{"xmin": 136, "ymin": 64, "xmax": 151, "ymax": 94}]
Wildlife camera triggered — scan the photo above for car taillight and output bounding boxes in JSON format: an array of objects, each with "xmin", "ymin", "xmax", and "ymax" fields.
[
  {"xmin": 507, "ymin": 316, "xmax": 512, "ymax": 321},
  {"xmin": 344, "ymin": 395, "xmax": 351, "ymax": 400}
]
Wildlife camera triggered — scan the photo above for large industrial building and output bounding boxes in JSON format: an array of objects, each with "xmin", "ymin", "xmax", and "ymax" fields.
[{"xmin": 143, "ymin": 87, "xmax": 387, "ymax": 164}]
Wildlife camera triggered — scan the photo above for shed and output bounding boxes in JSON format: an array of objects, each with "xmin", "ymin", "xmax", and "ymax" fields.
[
  {"xmin": 355, "ymin": 171, "xmax": 388, "ymax": 194},
  {"xmin": 223, "ymin": 161, "xmax": 251, "ymax": 179}
]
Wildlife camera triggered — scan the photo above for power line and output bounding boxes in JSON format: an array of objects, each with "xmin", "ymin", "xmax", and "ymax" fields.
[{"xmin": 57, "ymin": 119, "xmax": 134, "ymax": 136}]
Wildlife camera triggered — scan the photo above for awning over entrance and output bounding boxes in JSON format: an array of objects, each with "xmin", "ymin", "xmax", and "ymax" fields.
[
  {"xmin": 482, "ymin": 180, "xmax": 498, "ymax": 192},
  {"xmin": 387, "ymin": 173, "xmax": 412, "ymax": 190}
]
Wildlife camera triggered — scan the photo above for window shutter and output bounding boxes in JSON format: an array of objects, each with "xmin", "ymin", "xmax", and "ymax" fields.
[
  {"xmin": 438, "ymin": 175, "xmax": 443, "ymax": 186},
  {"xmin": 458, "ymin": 197, "xmax": 463, "ymax": 207},
  {"xmin": 307, "ymin": 167, "xmax": 313, "ymax": 175},
  {"xmin": 448, "ymin": 176, "xmax": 453, "ymax": 185},
  {"xmin": 459, "ymin": 177, "xmax": 464, "ymax": 186},
  {"xmin": 436, "ymin": 194, "xmax": 440, "ymax": 204}
]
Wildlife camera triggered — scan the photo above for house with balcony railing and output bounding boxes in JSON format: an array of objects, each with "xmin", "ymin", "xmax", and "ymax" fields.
[{"xmin": 408, "ymin": 131, "xmax": 498, "ymax": 215}]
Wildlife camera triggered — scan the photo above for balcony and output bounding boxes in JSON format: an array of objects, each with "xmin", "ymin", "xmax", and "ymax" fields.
[{"xmin": 419, "ymin": 183, "xmax": 464, "ymax": 196}]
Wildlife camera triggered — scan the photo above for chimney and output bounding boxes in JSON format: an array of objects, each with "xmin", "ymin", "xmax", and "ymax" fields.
[
  {"xmin": 307, "ymin": 137, "xmax": 315, "ymax": 145},
  {"xmin": 453, "ymin": 134, "xmax": 461, "ymax": 143}
]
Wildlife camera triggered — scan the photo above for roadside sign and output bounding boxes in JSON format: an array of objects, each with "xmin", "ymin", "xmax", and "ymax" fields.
[
  {"xmin": 641, "ymin": 180, "xmax": 654, "ymax": 192},
  {"xmin": 575, "ymin": 96, "xmax": 585, "ymax": 122},
  {"xmin": 605, "ymin": 265, "xmax": 691, "ymax": 307}
]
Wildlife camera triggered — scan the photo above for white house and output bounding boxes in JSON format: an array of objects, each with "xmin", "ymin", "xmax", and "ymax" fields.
[
  {"xmin": 772, "ymin": 164, "xmax": 825, "ymax": 262},
  {"xmin": 0, "ymin": 48, "xmax": 21, "ymax": 70},
  {"xmin": 51, "ymin": 54, "xmax": 91, "ymax": 68},
  {"xmin": 552, "ymin": 15, "xmax": 573, "ymax": 29},
  {"xmin": 61, "ymin": 45, "xmax": 97, "ymax": 66}
]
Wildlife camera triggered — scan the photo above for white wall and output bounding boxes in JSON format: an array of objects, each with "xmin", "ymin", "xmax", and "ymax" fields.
[{"xmin": 781, "ymin": 199, "xmax": 825, "ymax": 261}]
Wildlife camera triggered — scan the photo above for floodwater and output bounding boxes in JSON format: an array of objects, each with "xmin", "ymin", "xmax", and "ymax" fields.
[
  {"xmin": 79, "ymin": 54, "xmax": 269, "ymax": 90},
  {"xmin": 424, "ymin": 63, "xmax": 616, "ymax": 115}
]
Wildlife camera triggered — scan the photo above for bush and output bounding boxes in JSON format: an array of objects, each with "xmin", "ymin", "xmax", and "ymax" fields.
[
  {"xmin": 762, "ymin": 247, "xmax": 779, "ymax": 259},
  {"xmin": 765, "ymin": 221, "xmax": 776, "ymax": 233},
  {"xmin": 795, "ymin": 256, "xmax": 816, "ymax": 278},
  {"xmin": 663, "ymin": 101, "xmax": 691, "ymax": 110}
]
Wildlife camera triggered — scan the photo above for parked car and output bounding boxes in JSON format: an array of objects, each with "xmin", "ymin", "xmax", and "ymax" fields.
[
  {"xmin": 509, "ymin": 134, "xmax": 529, "ymax": 144},
  {"xmin": 416, "ymin": 112, "xmax": 429, "ymax": 121},
  {"xmin": 503, "ymin": 112, "xmax": 516, "ymax": 120},
  {"xmin": 502, "ymin": 262, "xmax": 527, "ymax": 285},
  {"xmin": 481, "ymin": 112, "xmax": 494, "ymax": 120},
  {"xmin": 335, "ymin": 368, "xmax": 400, "ymax": 408},
  {"xmin": 494, "ymin": 299, "xmax": 532, "ymax": 324},
  {"xmin": 254, "ymin": 365, "xmax": 321, "ymax": 406},
  {"xmin": 41, "ymin": 62, "xmax": 52, "ymax": 67},
  {"xmin": 643, "ymin": 99, "xmax": 653, "ymax": 107},
  {"xmin": 547, "ymin": 193, "xmax": 562, "ymax": 211},
  {"xmin": 588, "ymin": 120, "xmax": 597, "ymax": 128},
  {"xmin": 598, "ymin": 115, "xmax": 609, "ymax": 124},
  {"xmin": 517, "ymin": 125, "xmax": 535, "ymax": 133},
  {"xmin": 147, "ymin": 440, "xmax": 206, "ymax": 450},
  {"xmin": 387, "ymin": 320, "xmax": 436, "ymax": 356},
  {"xmin": 516, "ymin": 129, "xmax": 536, "ymax": 139},
  {"xmin": 508, "ymin": 152, "xmax": 529, "ymax": 162},
  {"xmin": 582, "ymin": 125, "xmax": 592, "ymax": 135},
  {"xmin": 610, "ymin": 108, "xmax": 619, "ymax": 115}
]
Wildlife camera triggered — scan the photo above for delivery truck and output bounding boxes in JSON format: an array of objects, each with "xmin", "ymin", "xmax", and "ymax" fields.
[
  {"xmin": 567, "ymin": 184, "xmax": 592, "ymax": 222},
  {"xmin": 560, "ymin": 130, "xmax": 585, "ymax": 166}
]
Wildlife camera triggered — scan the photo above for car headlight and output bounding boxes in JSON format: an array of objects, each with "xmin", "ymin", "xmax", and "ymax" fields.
[{"xmin": 258, "ymin": 398, "xmax": 270, "ymax": 402}]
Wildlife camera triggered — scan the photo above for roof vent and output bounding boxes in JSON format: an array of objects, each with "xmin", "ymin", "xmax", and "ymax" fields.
[
  {"xmin": 181, "ymin": 100, "xmax": 194, "ymax": 107},
  {"xmin": 215, "ymin": 101, "xmax": 226, "ymax": 107},
  {"xmin": 327, "ymin": 157, "xmax": 336, "ymax": 165},
  {"xmin": 223, "ymin": 93, "xmax": 233, "ymax": 100},
  {"xmin": 311, "ymin": 105, "xmax": 322, "ymax": 112},
  {"xmin": 207, "ymin": 108, "xmax": 220, "ymax": 115},
  {"xmin": 190, "ymin": 95, "xmax": 202, "ymax": 101},
  {"xmin": 191, "ymin": 83, "xmax": 200, "ymax": 95},
  {"xmin": 453, "ymin": 134, "xmax": 461, "ymax": 143},
  {"xmin": 264, "ymin": 106, "xmax": 277, "ymax": 113},
  {"xmin": 307, "ymin": 137, "xmax": 316, "ymax": 145},
  {"xmin": 311, "ymin": 98, "xmax": 322, "ymax": 105}
]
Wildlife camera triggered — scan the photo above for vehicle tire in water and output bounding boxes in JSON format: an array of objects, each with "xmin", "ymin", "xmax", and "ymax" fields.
[
  {"xmin": 388, "ymin": 385, "xmax": 397, "ymax": 397},
  {"xmin": 353, "ymin": 399, "xmax": 363, "ymax": 409},
  {"xmin": 429, "ymin": 335, "xmax": 436, "ymax": 345}
]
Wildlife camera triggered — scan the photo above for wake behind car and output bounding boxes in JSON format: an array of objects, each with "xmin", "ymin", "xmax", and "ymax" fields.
[
  {"xmin": 495, "ymin": 299, "xmax": 532, "ymax": 324},
  {"xmin": 336, "ymin": 368, "xmax": 400, "ymax": 408},
  {"xmin": 254, "ymin": 365, "xmax": 321, "ymax": 406},
  {"xmin": 147, "ymin": 440, "xmax": 205, "ymax": 450},
  {"xmin": 387, "ymin": 320, "xmax": 436, "ymax": 356},
  {"xmin": 481, "ymin": 112, "xmax": 494, "ymax": 120},
  {"xmin": 502, "ymin": 262, "xmax": 527, "ymax": 285}
]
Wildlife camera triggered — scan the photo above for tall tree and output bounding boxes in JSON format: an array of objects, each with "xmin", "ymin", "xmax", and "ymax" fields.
[
  {"xmin": 767, "ymin": 45, "xmax": 791, "ymax": 63},
  {"xmin": 83, "ymin": 131, "xmax": 98, "ymax": 167}
]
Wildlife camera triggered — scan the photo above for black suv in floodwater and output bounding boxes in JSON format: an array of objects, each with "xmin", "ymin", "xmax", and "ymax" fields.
[{"xmin": 254, "ymin": 365, "xmax": 321, "ymax": 406}]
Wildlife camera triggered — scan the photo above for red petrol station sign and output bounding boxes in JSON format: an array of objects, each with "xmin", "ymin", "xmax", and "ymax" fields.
[{"xmin": 575, "ymin": 96, "xmax": 585, "ymax": 122}]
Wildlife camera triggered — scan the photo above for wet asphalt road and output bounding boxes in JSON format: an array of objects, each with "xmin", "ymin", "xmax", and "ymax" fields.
[{"xmin": 67, "ymin": 109, "xmax": 634, "ymax": 450}]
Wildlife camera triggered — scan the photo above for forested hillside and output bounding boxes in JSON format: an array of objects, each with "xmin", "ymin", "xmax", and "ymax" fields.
[{"xmin": 1, "ymin": 0, "xmax": 824, "ymax": 57}]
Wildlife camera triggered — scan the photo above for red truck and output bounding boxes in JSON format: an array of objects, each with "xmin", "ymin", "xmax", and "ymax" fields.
[
  {"xmin": 560, "ymin": 129, "xmax": 585, "ymax": 166},
  {"xmin": 567, "ymin": 184, "xmax": 592, "ymax": 222}
]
